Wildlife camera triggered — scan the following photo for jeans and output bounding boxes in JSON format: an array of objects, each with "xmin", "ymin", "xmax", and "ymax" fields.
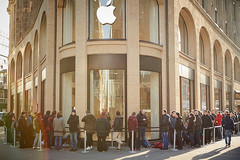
[
  {"xmin": 33, "ymin": 133, "xmax": 41, "ymax": 147},
  {"xmin": 205, "ymin": 129, "xmax": 211, "ymax": 144},
  {"xmin": 195, "ymin": 130, "xmax": 201, "ymax": 146},
  {"xmin": 70, "ymin": 131, "xmax": 78, "ymax": 149},
  {"xmin": 189, "ymin": 133, "xmax": 194, "ymax": 147},
  {"xmin": 161, "ymin": 132, "xmax": 169, "ymax": 149},
  {"xmin": 137, "ymin": 127, "xmax": 146, "ymax": 149},
  {"xmin": 55, "ymin": 136, "xmax": 63, "ymax": 150},
  {"xmin": 224, "ymin": 130, "xmax": 232, "ymax": 145},
  {"xmin": 169, "ymin": 129, "xmax": 174, "ymax": 145},
  {"xmin": 87, "ymin": 133, "xmax": 93, "ymax": 147},
  {"xmin": 113, "ymin": 132, "xmax": 123, "ymax": 149},
  {"xmin": 47, "ymin": 131, "xmax": 54, "ymax": 148}
]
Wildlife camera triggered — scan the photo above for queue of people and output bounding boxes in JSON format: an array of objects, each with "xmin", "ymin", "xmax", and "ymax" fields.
[{"xmin": 3, "ymin": 108, "xmax": 239, "ymax": 152}]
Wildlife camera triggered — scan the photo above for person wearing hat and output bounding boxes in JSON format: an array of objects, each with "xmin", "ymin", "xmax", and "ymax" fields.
[
  {"xmin": 222, "ymin": 111, "xmax": 235, "ymax": 147},
  {"xmin": 67, "ymin": 110, "xmax": 79, "ymax": 152}
]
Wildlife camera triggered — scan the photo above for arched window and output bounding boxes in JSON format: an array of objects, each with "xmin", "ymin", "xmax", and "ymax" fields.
[
  {"xmin": 225, "ymin": 50, "xmax": 232, "ymax": 78},
  {"xmin": 139, "ymin": 0, "xmax": 159, "ymax": 44},
  {"xmin": 10, "ymin": 60, "xmax": 15, "ymax": 84},
  {"xmin": 16, "ymin": 52, "xmax": 22, "ymax": 80},
  {"xmin": 234, "ymin": 57, "xmax": 240, "ymax": 81},
  {"xmin": 24, "ymin": 43, "xmax": 32, "ymax": 76},
  {"xmin": 63, "ymin": 0, "xmax": 75, "ymax": 45},
  {"xmin": 178, "ymin": 15, "xmax": 188, "ymax": 54},
  {"xmin": 33, "ymin": 31, "xmax": 38, "ymax": 69},
  {"xmin": 200, "ymin": 34, "xmax": 205, "ymax": 64},
  {"xmin": 214, "ymin": 46, "xmax": 218, "ymax": 71},
  {"xmin": 40, "ymin": 12, "xmax": 47, "ymax": 61}
]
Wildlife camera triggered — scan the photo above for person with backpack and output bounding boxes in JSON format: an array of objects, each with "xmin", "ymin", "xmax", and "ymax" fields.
[
  {"xmin": 82, "ymin": 110, "xmax": 96, "ymax": 151},
  {"xmin": 160, "ymin": 110, "xmax": 170, "ymax": 150},
  {"xmin": 53, "ymin": 112, "xmax": 65, "ymax": 151},
  {"xmin": 33, "ymin": 113, "xmax": 43, "ymax": 149},
  {"xmin": 128, "ymin": 112, "xmax": 138, "ymax": 151},
  {"xmin": 222, "ymin": 111, "xmax": 235, "ymax": 147},
  {"xmin": 136, "ymin": 110, "xmax": 148, "ymax": 150},
  {"xmin": 175, "ymin": 112, "xmax": 184, "ymax": 150},
  {"xmin": 95, "ymin": 112, "xmax": 111, "ymax": 152},
  {"xmin": 67, "ymin": 110, "xmax": 79, "ymax": 152},
  {"xmin": 112, "ymin": 111, "xmax": 123, "ymax": 150},
  {"xmin": 47, "ymin": 111, "xmax": 56, "ymax": 148}
]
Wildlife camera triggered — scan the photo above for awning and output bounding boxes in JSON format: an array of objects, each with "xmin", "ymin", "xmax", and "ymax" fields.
[{"xmin": 234, "ymin": 90, "xmax": 240, "ymax": 100}]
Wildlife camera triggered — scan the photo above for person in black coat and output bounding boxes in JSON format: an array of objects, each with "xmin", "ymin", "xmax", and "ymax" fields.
[
  {"xmin": 175, "ymin": 112, "xmax": 184, "ymax": 150},
  {"xmin": 137, "ymin": 110, "xmax": 148, "ymax": 150},
  {"xmin": 202, "ymin": 110, "xmax": 213, "ymax": 144},
  {"xmin": 194, "ymin": 110, "xmax": 202, "ymax": 147},
  {"xmin": 67, "ymin": 110, "xmax": 79, "ymax": 152},
  {"xmin": 96, "ymin": 112, "xmax": 111, "ymax": 152},
  {"xmin": 187, "ymin": 113, "xmax": 195, "ymax": 148},
  {"xmin": 82, "ymin": 110, "xmax": 96, "ymax": 150},
  {"xmin": 222, "ymin": 112, "xmax": 235, "ymax": 147},
  {"xmin": 17, "ymin": 112, "xmax": 28, "ymax": 148}
]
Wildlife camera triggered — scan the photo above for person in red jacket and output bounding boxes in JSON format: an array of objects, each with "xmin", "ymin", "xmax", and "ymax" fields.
[
  {"xmin": 128, "ymin": 112, "xmax": 138, "ymax": 151},
  {"xmin": 215, "ymin": 111, "xmax": 223, "ymax": 139}
]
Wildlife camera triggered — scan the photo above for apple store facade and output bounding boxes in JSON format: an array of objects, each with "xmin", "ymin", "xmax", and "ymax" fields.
[{"xmin": 8, "ymin": 0, "xmax": 240, "ymax": 141}]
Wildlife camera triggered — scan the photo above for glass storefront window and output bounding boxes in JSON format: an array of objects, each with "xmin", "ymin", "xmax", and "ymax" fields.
[
  {"xmin": 200, "ymin": 84, "xmax": 210, "ymax": 111},
  {"xmin": 25, "ymin": 90, "xmax": 31, "ymax": 111},
  {"xmin": 139, "ymin": 0, "xmax": 159, "ymax": 44},
  {"xmin": 226, "ymin": 85, "xmax": 232, "ymax": 112},
  {"xmin": 140, "ymin": 71, "xmax": 159, "ymax": 139},
  {"xmin": 89, "ymin": 0, "xmax": 126, "ymax": 39},
  {"xmin": 17, "ymin": 92, "xmax": 22, "ymax": 118},
  {"xmin": 181, "ymin": 78, "xmax": 190, "ymax": 113},
  {"xmin": 214, "ymin": 88, "xmax": 222, "ymax": 112},
  {"xmin": 61, "ymin": 71, "xmax": 75, "ymax": 126}
]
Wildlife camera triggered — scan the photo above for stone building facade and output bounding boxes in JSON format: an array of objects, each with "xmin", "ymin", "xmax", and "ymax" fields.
[{"xmin": 7, "ymin": 0, "xmax": 240, "ymax": 139}]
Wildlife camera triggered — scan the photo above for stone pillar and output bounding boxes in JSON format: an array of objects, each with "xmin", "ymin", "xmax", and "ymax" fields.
[
  {"xmin": 210, "ymin": 41, "xmax": 215, "ymax": 110},
  {"xmin": 127, "ymin": 0, "xmax": 140, "ymax": 117},
  {"xmin": 75, "ymin": 0, "xmax": 88, "ymax": 127}
]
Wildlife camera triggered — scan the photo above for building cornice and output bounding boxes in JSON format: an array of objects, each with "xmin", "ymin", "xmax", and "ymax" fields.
[{"xmin": 190, "ymin": 0, "xmax": 240, "ymax": 54}]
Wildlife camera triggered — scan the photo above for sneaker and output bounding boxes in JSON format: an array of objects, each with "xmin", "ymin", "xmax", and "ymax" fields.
[
  {"xmin": 162, "ymin": 148, "xmax": 168, "ymax": 150},
  {"xmin": 69, "ymin": 148, "xmax": 74, "ymax": 151},
  {"xmin": 33, "ymin": 147, "xmax": 36, "ymax": 149},
  {"xmin": 90, "ymin": 146, "xmax": 93, "ymax": 150},
  {"xmin": 86, "ymin": 147, "xmax": 91, "ymax": 151},
  {"xmin": 117, "ymin": 148, "xmax": 121, "ymax": 151}
]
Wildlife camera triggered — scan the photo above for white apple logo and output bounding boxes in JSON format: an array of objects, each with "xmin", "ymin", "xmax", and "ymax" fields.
[{"xmin": 97, "ymin": 0, "xmax": 116, "ymax": 25}]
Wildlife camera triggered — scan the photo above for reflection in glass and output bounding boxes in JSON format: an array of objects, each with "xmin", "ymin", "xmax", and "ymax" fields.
[
  {"xmin": 178, "ymin": 15, "xmax": 188, "ymax": 54},
  {"xmin": 200, "ymin": 84, "xmax": 209, "ymax": 111},
  {"xmin": 89, "ymin": 0, "xmax": 125, "ymax": 39},
  {"xmin": 139, "ymin": 0, "xmax": 159, "ymax": 44},
  {"xmin": 61, "ymin": 72, "xmax": 75, "ymax": 126},
  {"xmin": 214, "ymin": 88, "xmax": 222, "ymax": 112},
  {"xmin": 181, "ymin": 78, "xmax": 190, "ymax": 113},
  {"xmin": 226, "ymin": 86, "xmax": 232, "ymax": 111},
  {"xmin": 140, "ymin": 71, "xmax": 159, "ymax": 139},
  {"xmin": 90, "ymin": 70, "xmax": 125, "ymax": 140}
]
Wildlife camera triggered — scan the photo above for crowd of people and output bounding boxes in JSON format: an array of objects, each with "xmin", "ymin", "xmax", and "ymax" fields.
[{"xmin": 3, "ymin": 108, "xmax": 239, "ymax": 153}]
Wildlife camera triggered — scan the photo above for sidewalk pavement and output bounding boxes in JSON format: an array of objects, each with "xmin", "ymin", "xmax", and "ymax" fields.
[{"xmin": 0, "ymin": 127, "xmax": 239, "ymax": 160}]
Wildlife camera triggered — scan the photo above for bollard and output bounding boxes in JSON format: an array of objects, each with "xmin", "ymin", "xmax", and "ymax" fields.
[
  {"xmin": 82, "ymin": 130, "xmax": 89, "ymax": 153},
  {"xmin": 129, "ymin": 131, "xmax": 136, "ymax": 153},
  {"xmin": 37, "ymin": 130, "xmax": 43, "ymax": 151},
  {"xmin": 221, "ymin": 127, "xmax": 224, "ymax": 139},
  {"xmin": 10, "ymin": 129, "xmax": 16, "ymax": 148},
  {"xmin": 109, "ymin": 129, "xmax": 115, "ymax": 149},
  {"xmin": 3, "ymin": 126, "xmax": 7, "ymax": 144},
  {"xmin": 203, "ymin": 128, "xmax": 205, "ymax": 147},
  {"xmin": 171, "ymin": 129, "xmax": 178, "ymax": 151},
  {"xmin": 213, "ymin": 126, "xmax": 216, "ymax": 143}
]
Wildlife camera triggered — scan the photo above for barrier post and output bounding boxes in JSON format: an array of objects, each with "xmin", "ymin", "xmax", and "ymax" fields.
[
  {"xmin": 171, "ymin": 129, "xmax": 178, "ymax": 151},
  {"xmin": 129, "ymin": 131, "xmax": 136, "ymax": 153},
  {"xmin": 109, "ymin": 129, "xmax": 115, "ymax": 149},
  {"xmin": 3, "ymin": 126, "xmax": 7, "ymax": 144},
  {"xmin": 37, "ymin": 130, "xmax": 42, "ymax": 151},
  {"xmin": 203, "ymin": 128, "xmax": 205, "ymax": 147},
  {"xmin": 10, "ymin": 129, "xmax": 16, "ymax": 148},
  {"xmin": 82, "ymin": 130, "xmax": 89, "ymax": 153},
  {"xmin": 213, "ymin": 126, "xmax": 216, "ymax": 143},
  {"xmin": 238, "ymin": 122, "xmax": 240, "ymax": 135}
]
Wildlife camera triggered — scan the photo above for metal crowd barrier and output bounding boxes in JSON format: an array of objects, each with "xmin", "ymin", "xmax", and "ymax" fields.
[{"xmin": 2, "ymin": 126, "xmax": 7, "ymax": 144}]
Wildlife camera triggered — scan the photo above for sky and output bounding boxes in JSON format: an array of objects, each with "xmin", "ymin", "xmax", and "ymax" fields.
[{"xmin": 0, "ymin": 0, "xmax": 9, "ymax": 60}]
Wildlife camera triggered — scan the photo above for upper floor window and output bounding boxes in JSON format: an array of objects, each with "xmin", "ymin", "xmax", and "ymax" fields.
[
  {"xmin": 89, "ymin": 0, "xmax": 126, "ymax": 40},
  {"xmin": 214, "ymin": 46, "xmax": 218, "ymax": 71},
  {"xmin": 200, "ymin": 34, "xmax": 205, "ymax": 64},
  {"xmin": 139, "ymin": 0, "xmax": 159, "ymax": 44},
  {"xmin": 63, "ymin": 0, "xmax": 75, "ymax": 45},
  {"xmin": 178, "ymin": 15, "xmax": 188, "ymax": 54}
]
